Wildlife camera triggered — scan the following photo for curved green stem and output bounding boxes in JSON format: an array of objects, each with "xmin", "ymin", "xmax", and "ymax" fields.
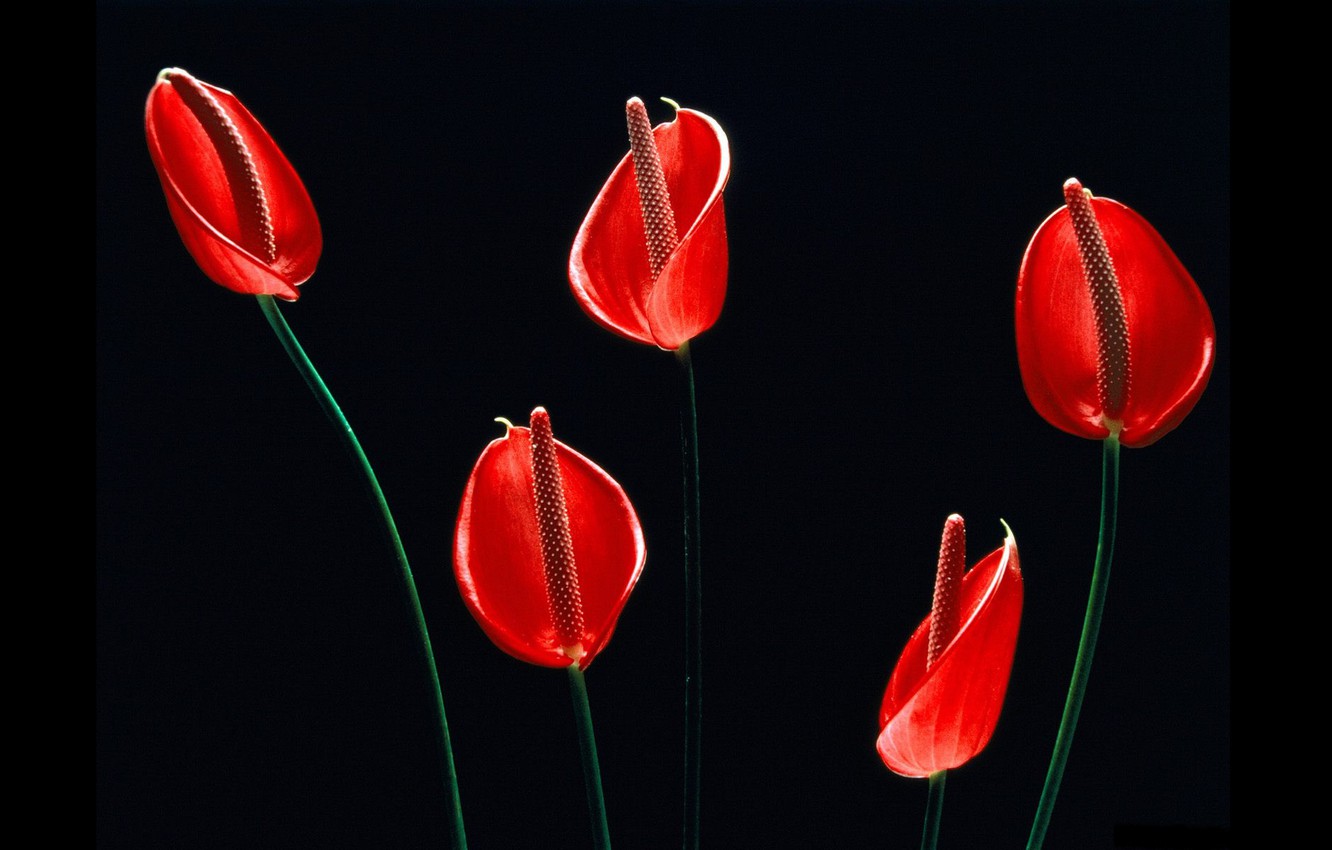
[
  {"xmin": 256, "ymin": 295, "xmax": 467, "ymax": 850},
  {"xmin": 920, "ymin": 770, "xmax": 947, "ymax": 850},
  {"xmin": 675, "ymin": 342, "xmax": 703, "ymax": 850},
  {"xmin": 568, "ymin": 666, "xmax": 613, "ymax": 850},
  {"xmin": 1026, "ymin": 435, "xmax": 1121, "ymax": 850}
]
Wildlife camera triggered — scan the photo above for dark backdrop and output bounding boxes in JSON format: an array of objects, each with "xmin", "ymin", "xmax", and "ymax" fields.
[{"xmin": 98, "ymin": 2, "xmax": 1230, "ymax": 848}]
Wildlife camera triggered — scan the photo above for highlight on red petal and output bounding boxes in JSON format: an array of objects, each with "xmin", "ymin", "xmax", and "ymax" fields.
[
  {"xmin": 144, "ymin": 68, "xmax": 322, "ymax": 300},
  {"xmin": 453, "ymin": 409, "xmax": 646, "ymax": 669},
  {"xmin": 569, "ymin": 98, "xmax": 730, "ymax": 350},
  {"xmin": 1015, "ymin": 178, "xmax": 1215, "ymax": 447},
  {"xmin": 876, "ymin": 521, "xmax": 1023, "ymax": 778}
]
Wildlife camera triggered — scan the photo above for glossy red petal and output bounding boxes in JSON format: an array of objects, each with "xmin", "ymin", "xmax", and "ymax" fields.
[
  {"xmin": 877, "ymin": 534, "xmax": 1023, "ymax": 777},
  {"xmin": 453, "ymin": 425, "xmax": 645, "ymax": 669},
  {"xmin": 145, "ymin": 69, "xmax": 322, "ymax": 300},
  {"xmin": 569, "ymin": 107, "xmax": 730, "ymax": 350},
  {"xmin": 1016, "ymin": 195, "xmax": 1215, "ymax": 447}
]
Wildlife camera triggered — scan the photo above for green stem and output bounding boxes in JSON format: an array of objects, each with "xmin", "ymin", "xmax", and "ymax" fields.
[
  {"xmin": 920, "ymin": 770, "xmax": 947, "ymax": 850},
  {"xmin": 675, "ymin": 342, "xmax": 702, "ymax": 850},
  {"xmin": 568, "ymin": 666, "xmax": 613, "ymax": 850},
  {"xmin": 256, "ymin": 295, "xmax": 467, "ymax": 850},
  {"xmin": 1026, "ymin": 435, "xmax": 1121, "ymax": 850}
]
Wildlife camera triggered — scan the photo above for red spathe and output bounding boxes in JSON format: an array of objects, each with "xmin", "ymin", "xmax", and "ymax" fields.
[
  {"xmin": 570, "ymin": 106, "xmax": 730, "ymax": 350},
  {"xmin": 877, "ymin": 533, "xmax": 1023, "ymax": 777},
  {"xmin": 453, "ymin": 423, "xmax": 645, "ymax": 669},
  {"xmin": 1016, "ymin": 192, "xmax": 1214, "ymax": 447},
  {"xmin": 145, "ymin": 68, "xmax": 321, "ymax": 300}
]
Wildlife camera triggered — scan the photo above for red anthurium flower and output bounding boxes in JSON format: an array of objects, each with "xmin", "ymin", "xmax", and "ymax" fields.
[
  {"xmin": 569, "ymin": 97, "xmax": 730, "ymax": 351},
  {"xmin": 877, "ymin": 516, "xmax": 1023, "ymax": 778},
  {"xmin": 453, "ymin": 408, "xmax": 646, "ymax": 670},
  {"xmin": 145, "ymin": 68, "xmax": 322, "ymax": 301},
  {"xmin": 1016, "ymin": 178, "xmax": 1214, "ymax": 447}
]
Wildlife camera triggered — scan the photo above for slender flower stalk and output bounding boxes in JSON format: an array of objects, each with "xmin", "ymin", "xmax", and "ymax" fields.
[
  {"xmin": 569, "ymin": 665, "xmax": 612, "ymax": 850},
  {"xmin": 257, "ymin": 297, "xmax": 467, "ymax": 850},
  {"xmin": 1027, "ymin": 435, "xmax": 1120, "ymax": 850},
  {"xmin": 676, "ymin": 341, "xmax": 702, "ymax": 850},
  {"xmin": 921, "ymin": 771, "xmax": 947, "ymax": 850}
]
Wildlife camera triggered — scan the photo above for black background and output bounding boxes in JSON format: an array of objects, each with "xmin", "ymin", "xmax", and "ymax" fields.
[{"xmin": 98, "ymin": 2, "xmax": 1230, "ymax": 847}]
